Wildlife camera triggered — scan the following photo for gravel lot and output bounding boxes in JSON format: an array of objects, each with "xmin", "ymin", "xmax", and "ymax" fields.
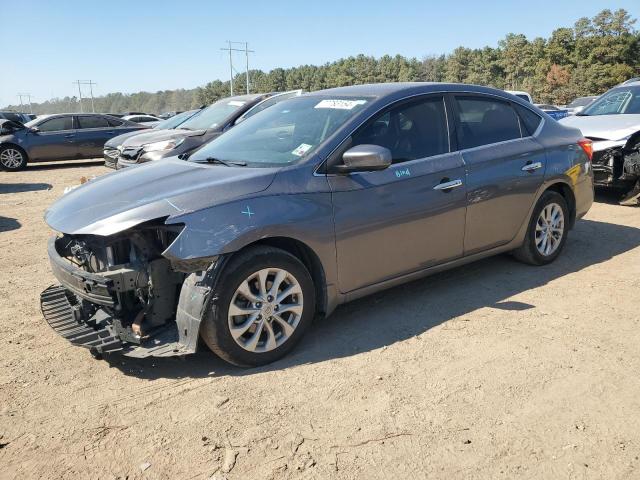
[{"xmin": 1, "ymin": 160, "xmax": 640, "ymax": 479}]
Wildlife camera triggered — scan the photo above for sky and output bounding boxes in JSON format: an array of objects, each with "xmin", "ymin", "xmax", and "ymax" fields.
[{"xmin": 1, "ymin": 0, "xmax": 638, "ymax": 107}]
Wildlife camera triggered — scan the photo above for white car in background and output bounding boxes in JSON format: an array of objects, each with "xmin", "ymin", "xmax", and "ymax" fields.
[
  {"xmin": 560, "ymin": 81, "xmax": 640, "ymax": 205},
  {"xmin": 121, "ymin": 114, "xmax": 162, "ymax": 127},
  {"xmin": 505, "ymin": 90, "xmax": 533, "ymax": 103}
]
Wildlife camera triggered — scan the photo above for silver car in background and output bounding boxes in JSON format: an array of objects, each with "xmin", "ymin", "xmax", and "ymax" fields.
[{"xmin": 561, "ymin": 81, "xmax": 640, "ymax": 205}]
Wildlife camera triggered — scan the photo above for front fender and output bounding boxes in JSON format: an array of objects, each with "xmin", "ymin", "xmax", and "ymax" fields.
[{"xmin": 162, "ymin": 192, "xmax": 337, "ymax": 284}]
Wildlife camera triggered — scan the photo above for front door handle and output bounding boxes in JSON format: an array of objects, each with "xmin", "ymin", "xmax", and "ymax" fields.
[
  {"xmin": 522, "ymin": 161, "xmax": 543, "ymax": 172},
  {"xmin": 64, "ymin": 134, "xmax": 75, "ymax": 138},
  {"xmin": 433, "ymin": 179, "xmax": 463, "ymax": 191}
]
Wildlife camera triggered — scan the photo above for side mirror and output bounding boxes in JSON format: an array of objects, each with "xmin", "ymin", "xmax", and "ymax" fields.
[
  {"xmin": 29, "ymin": 127, "xmax": 40, "ymax": 133},
  {"xmin": 333, "ymin": 144, "xmax": 392, "ymax": 174}
]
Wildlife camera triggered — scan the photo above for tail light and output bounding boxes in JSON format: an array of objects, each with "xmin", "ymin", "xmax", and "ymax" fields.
[{"xmin": 578, "ymin": 138, "xmax": 593, "ymax": 160}]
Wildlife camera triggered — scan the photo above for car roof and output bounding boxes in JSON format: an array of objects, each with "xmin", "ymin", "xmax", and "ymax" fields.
[{"xmin": 304, "ymin": 82, "xmax": 522, "ymax": 101}]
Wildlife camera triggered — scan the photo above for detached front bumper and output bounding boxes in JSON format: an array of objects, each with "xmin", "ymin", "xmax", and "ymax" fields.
[{"xmin": 41, "ymin": 236, "xmax": 194, "ymax": 358}]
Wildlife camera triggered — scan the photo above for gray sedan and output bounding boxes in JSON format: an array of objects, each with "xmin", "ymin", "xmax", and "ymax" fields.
[{"xmin": 42, "ymin": 83, "xmax": 594, "ymax": 366}]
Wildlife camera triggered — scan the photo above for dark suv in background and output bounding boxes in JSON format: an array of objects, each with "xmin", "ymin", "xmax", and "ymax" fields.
[{"xmin": 0, "ymin": 113, "xmax": 147, "ymax": 170}]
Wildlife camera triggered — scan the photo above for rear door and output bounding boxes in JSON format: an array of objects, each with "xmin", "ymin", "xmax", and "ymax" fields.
[
  {"xmin": 75, "ymin": 115, "xmax": 116, "ymax": 158},
  {"xmin": 452, "ymin": 95, "xmax": 546, "ymax": 255},
  {"xmin": 28, "ymin": 116, "xmax": 77, "ymax": 161},
  {"xmin": 329, "ymin": 94, "xmax": 467, "ymax": 293}
]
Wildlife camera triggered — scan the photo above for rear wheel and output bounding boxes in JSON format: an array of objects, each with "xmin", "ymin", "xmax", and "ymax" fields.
[
  {"xmin": 514, "ymin": 191, "xmax": 569, "ymax": 265},
  {"xmin": 200, "ymin": 246, "xmax": 315, "ymax": 367},
  {"xmin": 0, "ymin": 146, "xmax": 27, "ymax": 171}
]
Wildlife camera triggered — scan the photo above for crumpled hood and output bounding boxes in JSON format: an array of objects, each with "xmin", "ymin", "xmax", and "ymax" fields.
[
  {"xmin": 120, "ymin": 128, "xmax": 206, "ymax": 148},
  {"xmin": 105, "ymin": 129, "xmax": 151, "ymax": 148},
  {"xmin": 560, "ymin": 114, "xmax": 640, "ymax": 141},
  {"xmin": 45, "ymin": 158, "xmax": 277, "ymax": 236}
]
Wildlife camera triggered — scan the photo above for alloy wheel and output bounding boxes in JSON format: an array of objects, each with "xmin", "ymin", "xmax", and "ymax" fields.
[
  {"xmin": 535, "ymin": 202, "xmax": 564, "ymax": 256},
  {"xmin": 0, "ymin": 149, "xmax": 24, "ymax": 169},
  {"xmin": 227, "ymin": 268, "xmax": 304, "ymax": 353}
]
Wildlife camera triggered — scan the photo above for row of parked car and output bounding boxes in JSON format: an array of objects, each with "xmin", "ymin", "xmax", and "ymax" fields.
[{"xmin": 35, "ymin": 78, "xmax": 640, "ymax": 367}]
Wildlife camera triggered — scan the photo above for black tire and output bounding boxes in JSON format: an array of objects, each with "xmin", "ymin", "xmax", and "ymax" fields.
[
  {"xmin": 200, "ymin": 246, "xmax": 316, "ymax": 367},
  {"xmin": 0, "ymin": 145, "xmax": 28, "ymax": 171},
  {"xmin": 513, "ymin": 191, "xmax": 569, "ymax": 265}
]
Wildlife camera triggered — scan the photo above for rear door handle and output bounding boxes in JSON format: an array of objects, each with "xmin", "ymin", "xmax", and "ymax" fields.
[
  {"xmin": 522, "ymin": 161, "xmax": 543, "ymax": 172},
  {"xmin": 433, "ymin": 179, "xmax": 463, "ymax": 191}
]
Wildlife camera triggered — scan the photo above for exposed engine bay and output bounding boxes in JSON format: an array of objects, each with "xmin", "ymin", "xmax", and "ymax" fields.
[
  {"xmin": 40, "ymin": 221, "xmax": 217, "ymax": 358},
  {"xmin": 590, "ymin": 135, "xmax": 640, "ymax": 206}
]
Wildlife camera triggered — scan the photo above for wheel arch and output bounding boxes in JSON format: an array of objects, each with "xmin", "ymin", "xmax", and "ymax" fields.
[
  {"xmin": 0, "ymin": 142, "xmax": 29, "ymax": 160},
  {"xmin": 230, "ymin": 236, "xmax": 328, "ymax": 319},
  {"xmin": 544, "ymin": 181, "xmax": 576, "ymax": 229}
]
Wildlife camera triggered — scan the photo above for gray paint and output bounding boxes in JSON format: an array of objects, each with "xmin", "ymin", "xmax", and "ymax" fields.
[{"xmin": 45, "ymin": 82, "xmax": 594, "ymax": 323}]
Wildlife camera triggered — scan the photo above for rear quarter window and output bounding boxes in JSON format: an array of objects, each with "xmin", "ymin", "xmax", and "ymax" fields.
[{"xmin": 514, "ymin": 104, "xmax": 542, "ymax": 136}]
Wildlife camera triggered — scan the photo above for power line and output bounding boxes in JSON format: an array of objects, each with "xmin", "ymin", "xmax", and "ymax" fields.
[{"xmin": 220, "ymin": 41, "xmax": 255, "ymax": 95}]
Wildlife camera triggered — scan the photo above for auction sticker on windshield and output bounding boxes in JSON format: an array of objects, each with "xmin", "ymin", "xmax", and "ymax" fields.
[
  {"xmin": 314, "ymin": 99, "xmax": 367, "ymax": 110},
  {"xmin": 228, "ymin": 100, "xmax": 246, "ymax": 107},
  {"xmin": 292, "ymin": 143, "xmax": 313, "ymax": 156}
]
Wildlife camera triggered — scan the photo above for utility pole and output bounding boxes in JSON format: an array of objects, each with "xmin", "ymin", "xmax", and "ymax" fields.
[
  {"xmin": 85, "ymin": 80, "xmax": 97, "ymax": 113},
  {"xmin": 73, "ymin": 80, "xmax": 84, "ymax": 113},
  {"xmin": 18, "ymin": 93, "xmax": 33, "ymax": 113},
  {"xmin": 245, "ymin": 42, "xmax": 250, "ymax": 94},
  {"xmin": 73, "ymin": 80, "xmax": 98, "ymax": 113},
  {"xmin": 220, "ymin": 42, "xmax": 255, "ymax": 95}
]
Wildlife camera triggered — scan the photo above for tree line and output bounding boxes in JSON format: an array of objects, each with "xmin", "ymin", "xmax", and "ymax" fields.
[{"xmin": 4, "ymin": 9, "xmax": 638, "ymax": 115}]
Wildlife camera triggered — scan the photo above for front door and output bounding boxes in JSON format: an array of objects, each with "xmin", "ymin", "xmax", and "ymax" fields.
[
  {"xmin": 328, "ymin": 95, "xmax": 467, "ymax": 293},
  {"xmin": 451, "ymin": 95, "xmax": 546, "ymax": 255},
  {"xmin": 28, "ymin": 116, "xmax": 77, "ymax": 161}
]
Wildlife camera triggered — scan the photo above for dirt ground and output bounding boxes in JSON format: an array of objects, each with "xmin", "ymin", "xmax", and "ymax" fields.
[{"xmin": 1, "ymin": 160, "xmax": 640, "ymax": 480}]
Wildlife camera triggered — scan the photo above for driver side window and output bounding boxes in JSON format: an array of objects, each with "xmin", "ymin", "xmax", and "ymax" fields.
[{"xmin": 351, "ymin": 96, "xmax": 449, "ymax": 164}]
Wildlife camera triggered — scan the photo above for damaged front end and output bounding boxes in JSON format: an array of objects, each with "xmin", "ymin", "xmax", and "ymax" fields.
[
  {"xmin": 40, "ymin": 221, "xmax": 218, "ymax": 358},
  {"xmin": 590, "ymin": 136, "xmax": 640, "ymax": 206}
]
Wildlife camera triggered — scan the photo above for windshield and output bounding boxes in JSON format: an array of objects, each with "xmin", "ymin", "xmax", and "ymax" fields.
[
  {"xmin": 581, "ymin": 87, "xmax": 640, "ymax": 115},
  {"xmin": 153, "ymin": 110, "xmax": 198, "ymax": 129},
  {"xmin": 190, "ymin": 96, "xmax": 370, "ymax": 167},
  {"xmin": 179, "ymin": 98, "xmax": 248, "ymax": 130}
]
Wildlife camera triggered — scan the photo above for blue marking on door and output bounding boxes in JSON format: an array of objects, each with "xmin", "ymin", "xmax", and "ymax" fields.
[
  {"xmin": 241, "ymin": 206, "xmax": 254, "ymax": 217},
  {"xmin": 395, "ymin": 168, "xmax": 411, "ymax": 178}
]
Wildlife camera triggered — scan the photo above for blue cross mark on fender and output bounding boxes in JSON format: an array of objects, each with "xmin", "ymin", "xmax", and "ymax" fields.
[
  {"xmin": 395, "ymin": 168, "xmax": 411, "ymax": 178},
  {"xmin": 241, "ymin": 205, "xmax": 254, "ymax": 218}
]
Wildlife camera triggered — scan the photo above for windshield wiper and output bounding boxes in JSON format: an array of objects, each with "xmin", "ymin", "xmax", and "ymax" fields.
[{"xmin": 200, "ymin": 157, "xmax": 247, "ymax": 167}]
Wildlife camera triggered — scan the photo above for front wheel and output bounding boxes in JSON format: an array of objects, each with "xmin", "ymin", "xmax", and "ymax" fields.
[
  {"xmin": 0, "ymin": 146, "xmax": 27, "ymax": 171},
  {"xmin": 513, "ymin": 191, "xmax": 569, "ymax": 265},
  {"xmin": 200, "ymin": 246, "xmax": 316, "ymax": 367}
]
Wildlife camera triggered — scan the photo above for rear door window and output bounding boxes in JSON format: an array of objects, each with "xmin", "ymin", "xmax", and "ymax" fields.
[
  {"xmin": 454, "ymin": 96, "xmax": 522, "ymax": 149},
  {"xmin": 352, "ymin": 96, "xmax": 450, "ymax": 164},
  {"xmin": 37, "ymin": 116, "xmax": 73, "ymax": 132},
  {"xmin": 77, "ymin": 116, "xmax": 109, "ymax": 129}
]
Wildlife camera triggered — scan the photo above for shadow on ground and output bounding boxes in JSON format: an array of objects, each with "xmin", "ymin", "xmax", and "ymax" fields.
[
  {"xmin": 104, "ymin": 218, "xmax": 640, "ymax": 379},
  {"xmin": 0, "ymin": 216, "xmax": 21, "ymax": 232},
  {"xmin": 0, "ymin": 183, "xmax": 52, "ymax": 194}
]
